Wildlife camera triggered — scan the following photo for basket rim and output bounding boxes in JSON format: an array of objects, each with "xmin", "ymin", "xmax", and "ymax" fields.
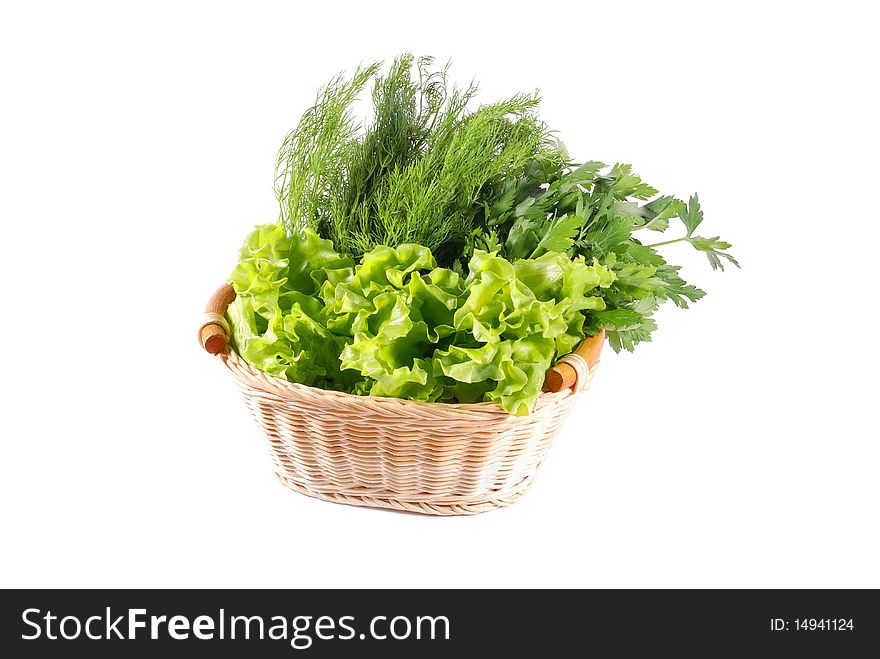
[{"xmin": 220, "ymin": 347, "xmax": 584, "ymax": 418}]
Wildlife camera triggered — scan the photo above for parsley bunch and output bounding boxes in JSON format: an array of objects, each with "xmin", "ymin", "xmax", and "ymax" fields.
[{"xmin": 462, "ymin": 158, "xmax": 738, "ymax": 352}]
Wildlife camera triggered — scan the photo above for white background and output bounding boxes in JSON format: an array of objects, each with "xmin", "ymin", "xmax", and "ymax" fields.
[{"xmin": 1, "ymin": 0, "xmax": 878, "ymax": 588}]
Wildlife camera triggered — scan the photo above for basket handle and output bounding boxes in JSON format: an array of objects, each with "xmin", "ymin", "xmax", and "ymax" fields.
[
  {"xmin": 544, "ymin": 329, "xmax": 605, "ymax": 393},
  {"xmin": 199, "ymin": 281, "xmax": 604, "ymax": 388},
  {"xmin": 198, "ymin": 282, "xmax": 236, "ymax": 354}
]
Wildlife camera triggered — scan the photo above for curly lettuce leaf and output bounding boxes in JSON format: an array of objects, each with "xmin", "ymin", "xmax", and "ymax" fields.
[
  {"xmin": 228, "ymin": 225, "xmax": 358, "ymax": 389},
  {"xmin": 334, "ymin": 244, "xmax": 454, "ymax": 401},
  {"xmin": 227, "ymin": 227, "xmax": 612, "ymax": 414}
]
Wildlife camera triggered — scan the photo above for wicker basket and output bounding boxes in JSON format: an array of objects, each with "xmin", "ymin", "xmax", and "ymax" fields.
[{"xmin": 199, "ymin": 282, "xmax": 603, "ymax": 515}]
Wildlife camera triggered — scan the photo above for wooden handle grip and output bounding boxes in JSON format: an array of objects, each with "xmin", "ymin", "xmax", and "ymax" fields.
[
  {"xmin": 199, "ymin": 282, "xmax": 236, "ymax": 354},
  {"xmin": 544, "ymin": 329, "xmax": 605, "ymax": 392}
]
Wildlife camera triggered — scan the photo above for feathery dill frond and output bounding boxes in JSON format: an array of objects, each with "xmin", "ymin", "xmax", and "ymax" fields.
[
  {"xmin": 274, "ymin": 55, "xmax": 562, "ymax": 263},
  {"xmin": 370, "ymin": 92, "xmax": 550, "ymax": 257},
  {"xmin": 274, "ymin": 61, "xmax": 381, "ymax": 233}
]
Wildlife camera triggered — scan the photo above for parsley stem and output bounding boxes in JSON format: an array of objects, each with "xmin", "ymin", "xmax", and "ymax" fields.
[{"xmin": 645, "ymin": 236, "xmax": 687, "ymax": 248}]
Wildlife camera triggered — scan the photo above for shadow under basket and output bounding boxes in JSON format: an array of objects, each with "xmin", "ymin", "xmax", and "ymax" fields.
[{"xmin": 199, "ymin": 283, "xmax": 603, "ymax": 516}]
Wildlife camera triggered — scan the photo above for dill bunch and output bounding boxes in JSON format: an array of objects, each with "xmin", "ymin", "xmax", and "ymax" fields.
[{"xmin": 274, "ymin": 54, "xmax": 561, "ymax": 263}]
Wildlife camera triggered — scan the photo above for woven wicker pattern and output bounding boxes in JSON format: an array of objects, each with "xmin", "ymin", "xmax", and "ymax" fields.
[{"xmin": 219, "ymin": 349, "xmax": 597, "ymax": 515}]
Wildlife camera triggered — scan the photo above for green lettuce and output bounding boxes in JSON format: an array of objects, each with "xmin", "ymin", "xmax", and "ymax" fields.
[{"xmin": 227, "ymin": 225, "xmax": 614, "ymax": 415}]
